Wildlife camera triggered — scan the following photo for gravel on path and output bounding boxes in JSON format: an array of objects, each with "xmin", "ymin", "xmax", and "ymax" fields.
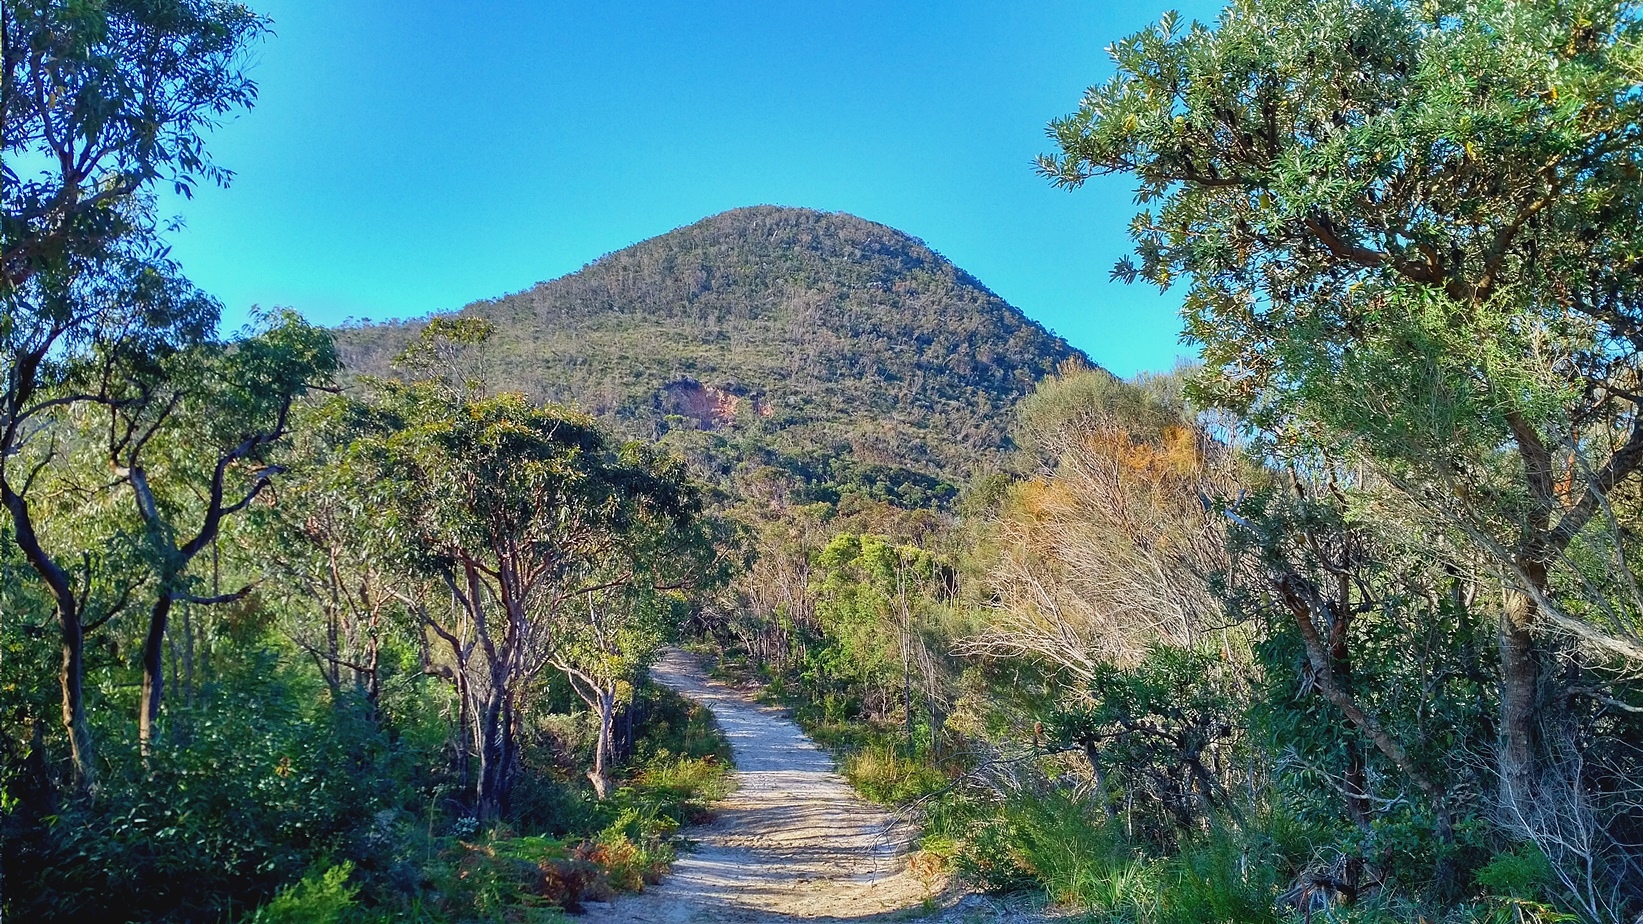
[{"xmin": 581, "ymin": 649, "xmax": 1052, "ymax": 924}]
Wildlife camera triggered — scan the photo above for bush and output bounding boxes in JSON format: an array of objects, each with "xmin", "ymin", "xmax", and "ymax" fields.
[
  {"xmin": 629, "ymin": 754, "xmax": 732, "ymax": 825},
  {"xmin": 247, "ymin": 862, "xmax": 358, "ymax": 924},
  {"xmin": 1474, "ymin": 845, "xmax": 1556, "ymax": 903},
  {"xmin": 4, "ymin": 651, "xmax": 414, "ymax": 923},
  {"xmin": 930, "ymin": 790, "xmax": 1287, "ymax": 924},
  {"xmin": 539, "ymin": 843, "xmax": 610, "ymax": 913},
  {"xmin": 842, "ymin": 742, "xmax": 949, "ymax": 805}
]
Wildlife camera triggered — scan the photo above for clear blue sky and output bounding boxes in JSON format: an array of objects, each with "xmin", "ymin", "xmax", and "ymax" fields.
[{"xmin": 160, "ymin": 1, "xmax": 1220, "ymax": 377}]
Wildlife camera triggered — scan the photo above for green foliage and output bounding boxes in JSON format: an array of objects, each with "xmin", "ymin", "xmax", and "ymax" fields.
[
  {"xmin": 13, "ymin": 2, "xmax": 1643, "ymax": 922},
  {"xmin": 4, "ymin": 639, "xmax": 421, "ymax": 923},
  {"xmin": 1014, "ymin": 361, "xmax": 1169, "ymax": 461},
  {"xmin": 929, "ymin": 790, "xmax": 1285, "ymax": 922},
  {"xmin": 337, "ymin": 206, "xmax": 1088, "ymax": 485},
  {"xmin": 840, "ymin": 742, "xmax": 949, "ymax": 805},
  {"xmin": 628, "ymin": 678, "xmax": 734, "ymax": 767},
  {"xmin": 1474, "ymin": 846, "xmax": 1556, "ymax": 904},
  {"xmin": 1032, "ymin": 1, "xmax": 1643, "ymax": 918},
  {"xmin": 247, "ymin": 863, "xmax": 359, "ymax": 924},
  {"xmin": 797, "ymin": 532, "xmax": 955, "ymax": 730},
  {"xmin": 1047, "ymin": 644, "xmax": 1247, "ymax": 845},
  {"xmin": 3, "ymin": 5, "xmax": 746, "ymax": 923}
]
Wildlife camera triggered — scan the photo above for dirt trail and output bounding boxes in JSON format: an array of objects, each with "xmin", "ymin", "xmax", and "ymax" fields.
[{"xmin": 582, "ymin": 649, "xmax": 1043, "ymax": 923}]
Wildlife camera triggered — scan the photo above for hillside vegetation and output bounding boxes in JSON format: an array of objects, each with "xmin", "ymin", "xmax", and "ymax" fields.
[
  {"xmin": 338, "ymin": 205, "xmax": 1088, "ymax": 485},
  {"xmin": 7, "ymin": 1, "xmax": 1643, "ymax": 923}
]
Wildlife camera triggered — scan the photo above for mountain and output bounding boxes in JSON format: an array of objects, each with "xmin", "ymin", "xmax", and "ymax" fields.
[{"xmin": 337, "ymin": 206, "xmax": 1091, "ymax": 495}]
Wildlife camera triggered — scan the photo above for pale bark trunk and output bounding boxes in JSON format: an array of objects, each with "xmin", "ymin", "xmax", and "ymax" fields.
[
  {"xmin": 455, "ymin": 675, "xmax": 472, "ymax": 794},
  {"xmin": 475, "ymin": 683, "xmax": 510, "ymax": 824},
  {"xmin": 588, "ymin": 687, "xmax": 616, "ymax": 800}
]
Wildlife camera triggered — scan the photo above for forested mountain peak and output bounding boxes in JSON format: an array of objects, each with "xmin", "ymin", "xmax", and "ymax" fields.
[{"xmin": 338, "ymin": 205, "xmax": 1091, "ymax": 483}]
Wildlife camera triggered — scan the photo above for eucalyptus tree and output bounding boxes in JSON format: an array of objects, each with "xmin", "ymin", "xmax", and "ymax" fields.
[
  {"xmin": 248, "ymin": 394, "xmax": 407, "ymax": 714},
  {"xmin": 1041, "ymin": 0, "xmax": 1642, "ymax": 801},
  {"xmin": 98, "ymin": 310, "xmax": 337, "ymax": 751},
  {"xmin": 1, "ymin": 0, "xmax": 266, "ymax": 290},
  {"xmin": 359, "ymin": 386, "xmax": 704, "ymax": 822},
  {"xmin": 2, "ymin": 0, "xmax": 268, "ymax": 789},
  {"xmin": 549, "ymin": 444, "xmax": 722, "ymax": 799},
  {"xmin": 553, "ymin": 587, "xmax": 682, "ymax": 801},
  {"xmin": 813, "ymin": 533, "xmax": 953, "ymax": 747}
]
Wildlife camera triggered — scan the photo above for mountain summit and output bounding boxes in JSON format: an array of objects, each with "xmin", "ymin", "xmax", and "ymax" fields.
[{"xmin": 339, "ymin": 206, "xmax": 1090, "ymax": 482}]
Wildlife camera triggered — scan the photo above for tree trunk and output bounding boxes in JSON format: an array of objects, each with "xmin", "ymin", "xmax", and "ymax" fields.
[
  {"xmin": 140, "ymin": 594, "xmax": 173, "ymax": 754},
  {"xmin": 475, "ymin": 688, "xmax": 507, "ymax": 824},
  {"xmin": 3, "ymin": 479, "xmax": 94, "ymax": 791},
  {"xmin": 588, "ymin": 687, "xmax": 616, "ymax": 800},
  {"xmin": 360, "ymin": 632, "xmax": 382, "ymax": 720},
  {"xmin": 451, "ymin": 669, "xmax": 473, "ymax": 800},
  {"xmin": 1327, "ymin": 606, "xmax": 1372, "ymax": 829},
  {"xmin": 1498, "ymin": 568, "xmax": 1543, "ymax": 796},
  {"xmin": 500, "ymin": 697, "xmax": 518, "ymax": 816},
  {"xmin": 1080, "ymin": 739, "xmax": 1122, "ymax": 826},
  {"xmin": 60, "ymin": 609, "xmax": 93, "ymax": 791},
  {"xmin": 183, "ymin": 601, "xmax": 197, "ymax": 714},
  {"xmin": 1276, "ymin": 574, "xmax": 1453, "ymax": 836}
]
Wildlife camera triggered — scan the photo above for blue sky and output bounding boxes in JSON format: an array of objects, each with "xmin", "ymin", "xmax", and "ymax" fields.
[{"xmin": 160, "ymin": 1, "xmax": 1220, "ymax": 377}]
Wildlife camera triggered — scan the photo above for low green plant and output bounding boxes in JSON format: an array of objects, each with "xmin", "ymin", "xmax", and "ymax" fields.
[
  {"xmin": 1153, "ymin": 830, "xmax": 1280, "ymax": 924},
  {"xmin": 928, "ymin": 790, "xmax": 1289, "ymax": 924},
  {"xmin": 1474, "ymin": 845, "xmax": 1556, "ymax": 904},
  {"xmin": 630, "ymin": 753, "xmax": 733, "ymax": 824},
  {"xmin": 247, "ymin": 862, "xmax": 359, "ymax": 924},
  {"xmin": 841, "ymin": 742, "xmax": 948, "ymax": 805},
  {"xmin": 1468, "ymin": 898, "xmax": 1579, "ymax": 924}
]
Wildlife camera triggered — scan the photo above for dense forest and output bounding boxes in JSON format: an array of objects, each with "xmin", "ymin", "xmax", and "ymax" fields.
[{"xmin": 5, "ymin": 0, "xmax": 1643, "ymax": 923}]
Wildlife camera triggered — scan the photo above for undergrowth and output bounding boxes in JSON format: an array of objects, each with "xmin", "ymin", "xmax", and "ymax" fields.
[{"xmin": 222, "ymin": 679, "xmax": 734, "ymax": 923}]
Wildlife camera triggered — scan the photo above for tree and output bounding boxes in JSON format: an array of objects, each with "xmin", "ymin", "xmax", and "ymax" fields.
[
  {"xmin": 1045, "ymin": 644, "xmax": 1245, "ymax": 846},
  {"xmin": 1040, "ymin": 0, "xmax": 1643, "ymax": 798},
  {"xmin": 554, "ymin": 591, "xmax": 680, "ymax": 800},
  {"xmin": 550, "ymin": 443, "xmax": 722, "ymax": 800},
  {"xmin": 2, "ymin": 0, "xmax": 268, "ymax": 789},
  {"xmin": 813, "ymin": 532, "xmax": 953, "ymax": 745},
  {"xmin": 101, "ymin": 310, "xmax": 338, "ymax": 751},
  {"xmin": 250, "ymin": 395, "xmax": 406, "ymax": 716},
  {"xmin": 961, "ymin": 368, "xmax": 1243, "ymax": 677},
  {"xmin": 1, "ymin": 0, "xmax": 266, "ymax": 290},
  {"xmin": 356, "ymin": 386, "xmax": 703, "ymax": 822},
  {"xmin": 1224, "ymin": 473, "xmax": 1471, "ymax": 895}
]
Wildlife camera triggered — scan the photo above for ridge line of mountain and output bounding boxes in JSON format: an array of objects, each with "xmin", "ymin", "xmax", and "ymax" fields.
[{"xmin": 336, "ymin": 205, "xmax": 1097, "ymax": 488}]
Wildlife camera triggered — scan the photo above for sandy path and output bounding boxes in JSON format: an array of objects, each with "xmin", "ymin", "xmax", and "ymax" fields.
[{"xmin": 580, "ymin": 648, "xmax": 939, "ymax": 923}]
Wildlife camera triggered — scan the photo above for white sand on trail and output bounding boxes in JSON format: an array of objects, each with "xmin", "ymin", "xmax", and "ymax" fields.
[{"xmin": 581, "ymin": 649, "xmax": 1047, "ymax": 924}]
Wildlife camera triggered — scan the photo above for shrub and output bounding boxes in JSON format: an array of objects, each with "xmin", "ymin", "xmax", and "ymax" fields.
[
  {"xmin": 1474, "ymin": 845, "xmax": 1556, "ymax": 904},
  {"xmin": 631, "ymin": 753, "xmax": 732, "ymax": 824},
  {"xmin": 247, "ymin": 862, "xmax": 358, "ymax": 924},
  {"xmin": 841, "ymin": 742, "xmax": 949, "ymax": 805},
  {"xmin": 5, "ymin": 651, "xmax": 410, "ymax": 922},
  {"xmin": 931, "ymin": 790, "xmax": 1288, "ymax": 924},
  {"xmin": 539, "ymin": 845, "xmax": 609, "ymax": 913}
]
